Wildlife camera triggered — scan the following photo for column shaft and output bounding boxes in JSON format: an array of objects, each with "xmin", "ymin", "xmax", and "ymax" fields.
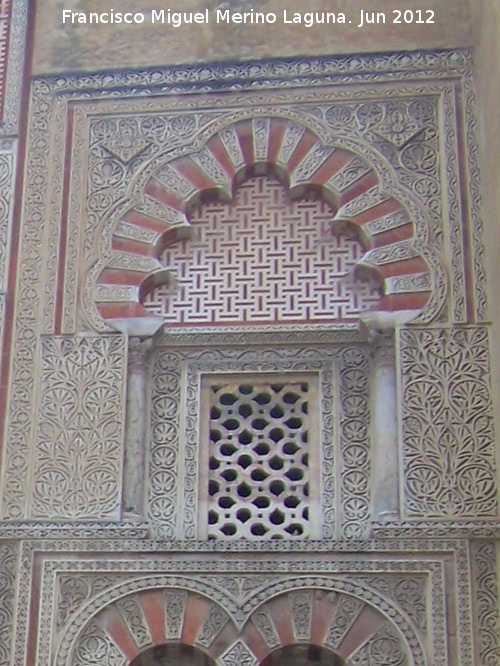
[
  {"xmin": 370, "ymin": 335, "xmax": 400, "ymax": 520},
  {"xmin": 122, "ymin": 337, "xmax": 153, "ymax": 518}
]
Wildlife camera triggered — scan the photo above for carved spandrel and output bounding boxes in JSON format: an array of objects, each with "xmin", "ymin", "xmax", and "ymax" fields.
[{"xmin": 5, "ymin": 51, "xmax": 478, "ymax": 520}]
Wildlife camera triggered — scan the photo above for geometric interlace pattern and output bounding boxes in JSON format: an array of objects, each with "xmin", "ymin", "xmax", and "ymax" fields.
[
  {"xmin": 144, "ymin": 177, "xmax": 380, "ymax": 325},
  {"xmin": 205, "ymin": 376, "xmax": 316, "ymax": 540}
]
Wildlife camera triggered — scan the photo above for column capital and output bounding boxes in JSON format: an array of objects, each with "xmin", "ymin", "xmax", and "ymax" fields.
[
  {"xmin": 128, "ymin": 336, "xmax": 154, "ymax": 371},
  {"xmin": 369, "ymin": 330, "xmax": 395, "ymax": 366}
]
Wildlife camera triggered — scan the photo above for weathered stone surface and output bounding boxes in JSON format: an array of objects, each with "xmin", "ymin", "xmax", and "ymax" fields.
[
  {"xmin": 33, "ymin": 0, "xmax": 472, "ymax": 74},
  {"xmin": 0, "ymin": 2, "xmax": 498, "ymax": 665}
]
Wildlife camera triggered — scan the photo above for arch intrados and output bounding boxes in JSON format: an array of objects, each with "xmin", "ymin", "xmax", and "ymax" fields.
[
  {"xmin": 144, "ymin": 173, "xmax": 381, "ymax": 325},
  {"xmin": 129, "ymin": 643, "xmax": 216, "ymax": 666},
  {"xmin": 164, "ymin": 165, "xmax": 341, "ymax": 246},
  {"xmin": 95, "ymin": 114, "xmax": 435, "ymax": 334},
  {"xmin": 160, "ymin": 168, "xmax": 344, "ymax": 255},
  {"xmin": 173, "ymin": 162, "xmax": 340, "ymax": 247},
  {"xmin": 261, "ymin": 643, "xmax": 344, "ymax": 666}
]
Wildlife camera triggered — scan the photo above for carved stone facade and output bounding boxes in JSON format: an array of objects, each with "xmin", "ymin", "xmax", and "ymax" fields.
[
  {"xmin": 399, "ymin": 326, "xmax": 496, "ymax": 519},
  {"xmin": 0, "ymin": 2, "xmax": 498, "ymax": 665}
]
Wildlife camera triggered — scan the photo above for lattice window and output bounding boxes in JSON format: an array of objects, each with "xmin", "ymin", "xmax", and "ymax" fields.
[
  {"xmin": 144, "ymin": 177, "xmax": 380, "ymax": 325},
  {"xmin": 199, "ymin": 373, "xmax": 321, "ymax": 540}
]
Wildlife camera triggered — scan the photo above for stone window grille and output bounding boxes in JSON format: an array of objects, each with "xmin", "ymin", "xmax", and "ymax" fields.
[{"xmin": 198, "ymin": 372, "xmax": 321, "ymax": 539}]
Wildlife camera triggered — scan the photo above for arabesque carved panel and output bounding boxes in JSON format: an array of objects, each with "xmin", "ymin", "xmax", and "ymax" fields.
[
  {"xmin": 31, "ymin": 335, "xmax": 127, "ymax": 519},
  {"xmin": 2, "ymin": 50, "xmax": 482, "ymax": 519},
  {"xmin": 399, "ymin": 326, "xmax": 497, "ymax": 518},
  {"xmin": 47, "ymin": 567, "xmax": 431, "ymax": 666}
]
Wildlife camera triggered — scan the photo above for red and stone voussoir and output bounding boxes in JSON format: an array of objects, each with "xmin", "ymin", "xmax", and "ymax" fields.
[{"xmin": 96, "ymin": 116, "xmax": 431, "ymax": 329}]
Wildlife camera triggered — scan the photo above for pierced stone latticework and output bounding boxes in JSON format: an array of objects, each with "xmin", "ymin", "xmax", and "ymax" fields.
[
  {"xmin": 150, "ymin": 342, "xmax": 371, "ymax": 540},
  {"xmin": 0, "ymin": 46, "xmax": 497, "ymax": 666},
  {"xmin": 144, "ymin": 177, "xmax": 381, "ymax": 326},
  {"xmin": 202, "ymin": 374, "xmax": 319, "ymax": 540},
  {"xmin": 98, "ymin": 115, "xmax": 434, "ymax": 331},
  {"xmin": 2, "ymin": 49, "xmax": 484, "ymax": 522}
]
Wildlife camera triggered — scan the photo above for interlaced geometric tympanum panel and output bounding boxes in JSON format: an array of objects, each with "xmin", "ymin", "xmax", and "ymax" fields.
[
  {"xmin": 144, "ymin": 177, "xmax": 380, "ymax": 325},
  {"xmin": 0, "ymin": 0, "xmax": 12, "ymax": 121},
  {"xmin": 200, "ymin": 373, "xmax": 321, "ymax": 540}
]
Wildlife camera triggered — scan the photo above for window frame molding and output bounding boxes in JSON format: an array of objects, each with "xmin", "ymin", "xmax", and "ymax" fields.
[
  {"xmin": 198, "ymin": 370, "xmax": 322, "ymax": 540},
  {"xmin": 149, "ymin": 334, "xmax": 372, "ymax": 541}
]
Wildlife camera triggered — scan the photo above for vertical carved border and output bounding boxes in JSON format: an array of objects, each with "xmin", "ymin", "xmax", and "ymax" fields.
[
  {"xmin": 2, "ymin": 50, "xmax": 477, "ymax": 518},
  {"xmin": 0, "ymin": 542, "xmax": 18, "ymax": 666},
  {"xmin": 461, "ymin": 70, "xmax": 488, "ymax": 322},
  {"xmin": 338, "ymin": 346, "xmax": 371, "ymax": 538},
  {"xmin": 470, "ymin": 541, "xmax": 500, "ymax": 666},
  {"xmin": 0, "ymin": 77, "xmax": 56, "ymax": 518},
  {"xmin": 149, "ymin": 350, "xmax": 182, "ymax": 539},
  {"xmin": 0, "ymin": 142, "xmax": 15, "ymax": 289},
  {"xmin": 12, "ymin": 541, "xmax": 31, "ymax": 666},
  {"xmin": 0, "ymin": 0, "xmax": 29, "ymax": 518},
  {"xmin": 441, "ymin": 84, "xmax": 467, "ymax": 323},
  {"xmin": 0, "ymin": 0, "xmax": 27, "ymax": 134}
]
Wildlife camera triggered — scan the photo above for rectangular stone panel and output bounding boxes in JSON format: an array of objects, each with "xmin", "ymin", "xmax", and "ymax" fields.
[
  {"xmin": 31, "ymin": 334, "xmax": 127, "ymax": 519},
  {"xmin": 399, "ymin": 326, "xmax": 497, "ymax": 519}
]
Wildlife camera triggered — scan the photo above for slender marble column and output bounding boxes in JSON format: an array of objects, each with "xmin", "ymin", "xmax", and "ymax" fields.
[
  {"xmin": 370, "ymin": 332, "xmax": 400, "ymax": 521},
  {"xmin": 122, "ymin": 336, "xmax": 154, "ymax": 518}
]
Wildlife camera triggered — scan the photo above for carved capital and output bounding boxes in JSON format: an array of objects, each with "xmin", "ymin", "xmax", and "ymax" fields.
[
  {"xmin": 370, "ymin": 330, "xmax": 395, "ymax": 366},
  {"xmin": 128, "ymin": 336, "xmax": 154, "ymax": 372}
]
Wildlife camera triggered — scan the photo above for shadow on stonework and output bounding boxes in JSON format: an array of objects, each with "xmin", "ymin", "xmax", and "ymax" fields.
[
  {"xmin": 130, "ymin": 642, "xmax": 345, "ymax": 665},
  {"xmin": 129, "ymin": 643, "xmax": 216, "ymax": 666},
  {"xmin": 261, "ymin": 644, "xmax": 345, "ymax": 665}
]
